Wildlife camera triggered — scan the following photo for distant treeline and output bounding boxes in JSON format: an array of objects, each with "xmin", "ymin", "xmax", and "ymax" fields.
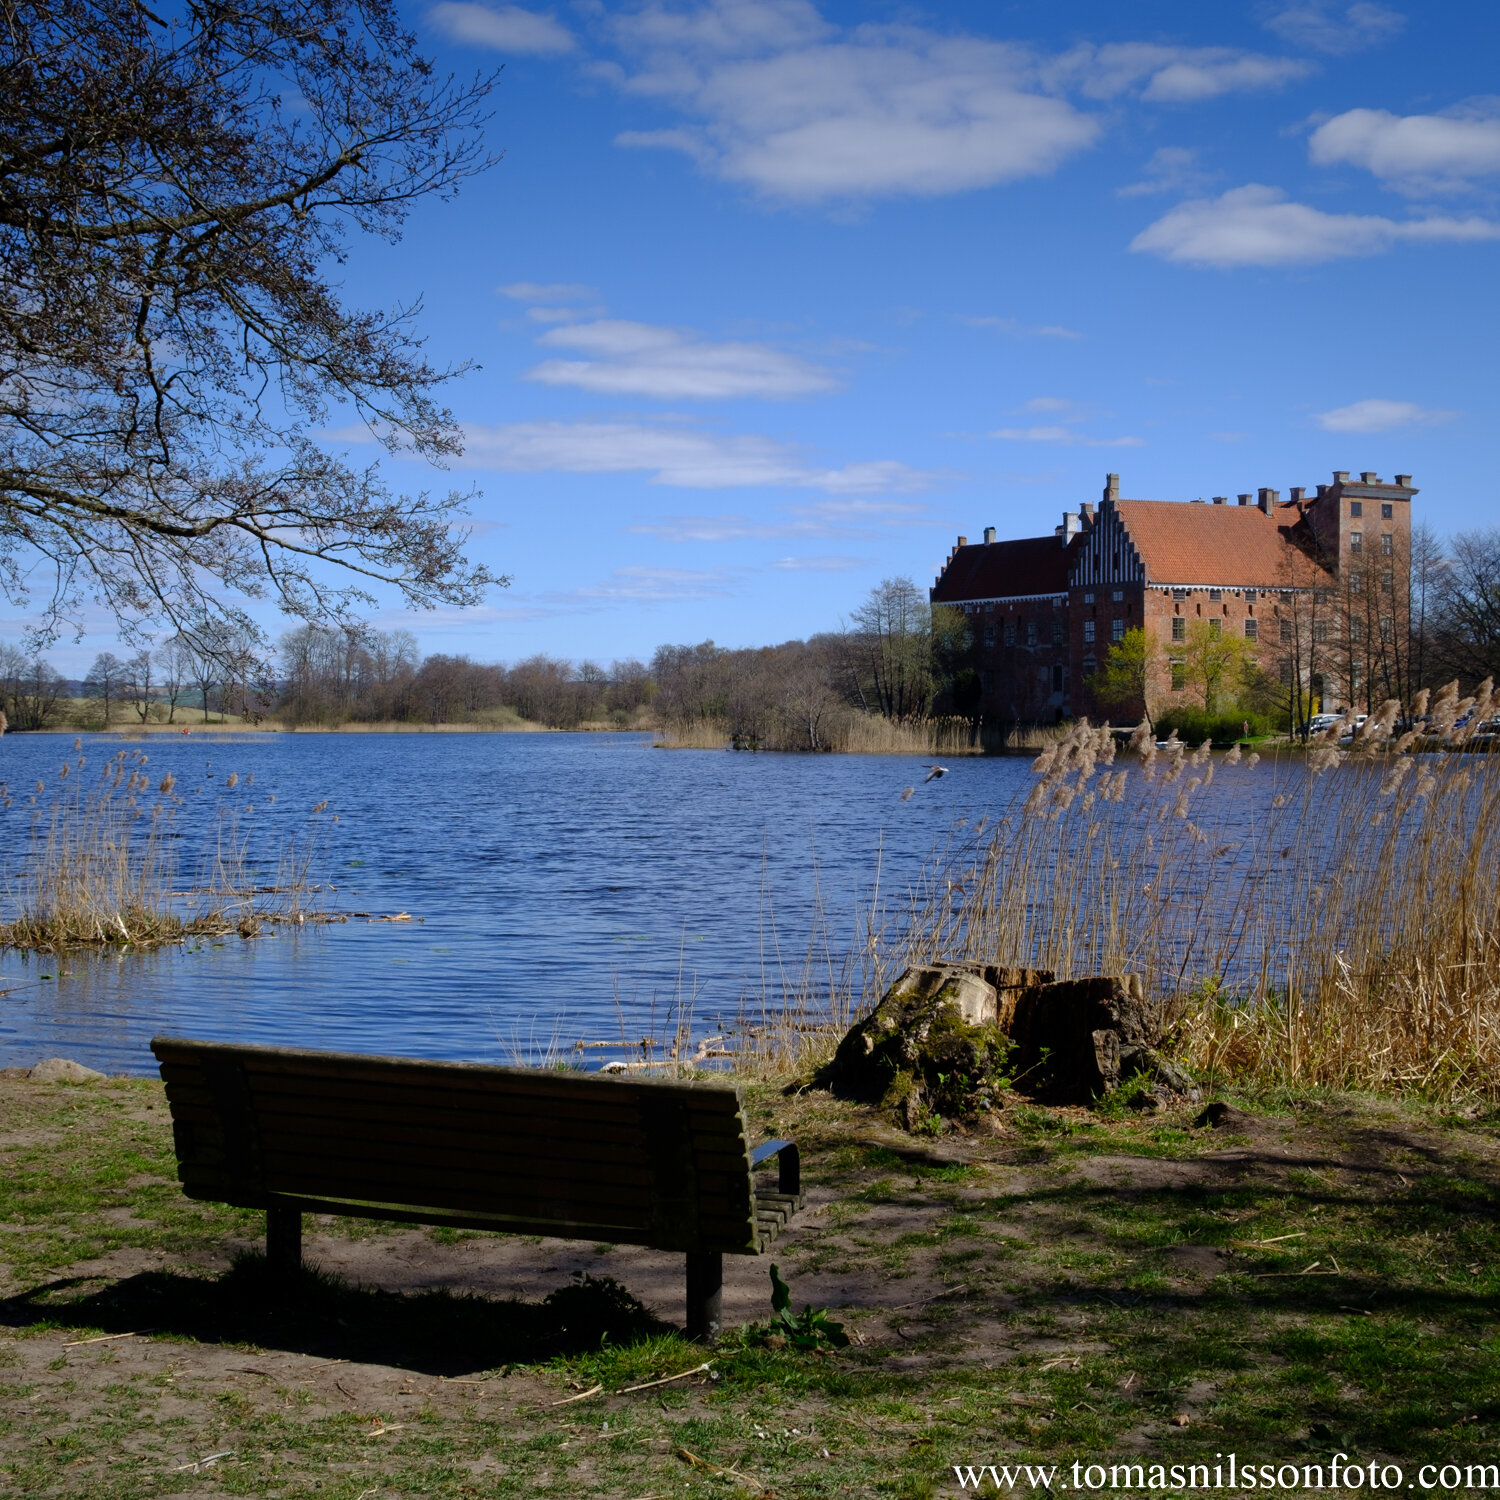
[
  {"xmin": 5, "ymin": 533, "xmax": 1500, "ymax": 739},
  {"xmin": 0, "ymin": 578, "xmax": 972, "ymax": 746}
]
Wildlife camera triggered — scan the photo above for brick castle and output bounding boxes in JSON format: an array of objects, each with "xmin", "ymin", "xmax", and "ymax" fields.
[{"xmin": 930, "ymin": 471, "xmax": 1416, "ymax": 723}]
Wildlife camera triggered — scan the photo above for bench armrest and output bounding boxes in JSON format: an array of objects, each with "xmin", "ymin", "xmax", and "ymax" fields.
[{"xmin": 750, "ymin": 1138, "xmax": 800, "ymax": 1196}]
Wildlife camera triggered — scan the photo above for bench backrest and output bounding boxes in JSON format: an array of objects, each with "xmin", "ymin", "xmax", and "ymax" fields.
[{"xmin": 151, "ymin": 1037, "xmax": 760, "ymax": 1254}]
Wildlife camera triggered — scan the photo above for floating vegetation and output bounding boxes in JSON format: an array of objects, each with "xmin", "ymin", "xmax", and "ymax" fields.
[{"xmin": 0, "ymin": 747, "xmax": 336, "ymax": 953}]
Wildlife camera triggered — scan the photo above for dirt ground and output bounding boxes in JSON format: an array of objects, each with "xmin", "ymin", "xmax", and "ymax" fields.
[{"xmin": 4, "ymin": 1073, "xmax": 1500, "ymax": 1498}]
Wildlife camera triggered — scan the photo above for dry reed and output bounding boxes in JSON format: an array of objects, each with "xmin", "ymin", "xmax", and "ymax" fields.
[
  {"xmin": 0, "ymin": 747, "xmax": 331, "ymax": 951},
  {"xmin": 653, "ymin": 713, "xmax": 1066, "ymax": 757},
  {"xmin": 863, "ymin": 685, "xmax": 1500, "ymax": 1102}
]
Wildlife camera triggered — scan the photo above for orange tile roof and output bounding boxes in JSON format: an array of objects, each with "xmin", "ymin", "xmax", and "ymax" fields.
[{"xmin": 1114, "ymin": 499, "xmax": 1331, "ymax": 588}]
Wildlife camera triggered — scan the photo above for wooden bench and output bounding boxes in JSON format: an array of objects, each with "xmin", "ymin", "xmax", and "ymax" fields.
[{"xmin": 151, "ymin": 1037, "xmax": 804, "ymax": 1340}]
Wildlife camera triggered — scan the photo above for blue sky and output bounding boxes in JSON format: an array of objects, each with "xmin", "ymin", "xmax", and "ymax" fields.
[{"xmin": 36, "ymin": 0, "xmax": 1500, "ymax": 670}]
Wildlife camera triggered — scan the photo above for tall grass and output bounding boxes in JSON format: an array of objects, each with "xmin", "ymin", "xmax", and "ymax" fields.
[
  {"xmin": 653, "ymin": 713, "xmax": 1068, "ymax": 756},
  {"xmin": 865, "ymin": 681, "xmax": 1500, "ymax": 1101},
  {"xmin": 0, "ymin": 746, "xmax": 329, "ymax": 951}
]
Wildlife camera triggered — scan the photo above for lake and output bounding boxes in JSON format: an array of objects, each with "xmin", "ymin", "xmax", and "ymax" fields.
[{"xmin": 2, "ymin": 730, "xmax": 1059, "ymax": 1075}]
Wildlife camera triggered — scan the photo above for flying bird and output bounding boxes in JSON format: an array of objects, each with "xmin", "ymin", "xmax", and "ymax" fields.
[
  {"xmin": 900, "ymin": 786, "xmax": 915, "ymax": 801},
  {"xmin": 922, "ymin": 764, "xmax": 948, "ymax": 783}
]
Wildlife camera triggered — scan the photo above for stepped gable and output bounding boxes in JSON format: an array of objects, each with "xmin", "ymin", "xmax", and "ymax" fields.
[
  {"xmin": 931, "ymin": 532, "xmax": 1080, "ymax": 604},
  {"xmin": 1113, "ymin": 496, "xmax": 1329, "ymax": 589}
]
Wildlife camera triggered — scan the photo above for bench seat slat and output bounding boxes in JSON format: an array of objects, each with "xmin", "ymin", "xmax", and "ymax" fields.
[
  {"xmin": 160, "ymin": 1080, "xmax": 750, "ymax": 1147},
  {"xmin": 172, "ymin": 1123, "xmax": 756, "ymax": 1188},
  {"xmin": 178, "ymin": 1146, "xmax": 750, "ymax": 1218},
  {"xmin": 156, "ymin": 1045, "xmax": 744, "ymax": 1105}
]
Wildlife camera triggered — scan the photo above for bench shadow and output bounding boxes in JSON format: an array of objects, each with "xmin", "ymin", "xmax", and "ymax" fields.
[{"xmin": 0, "ymin": 1255, "xmax": 683, "ymax": 1374}]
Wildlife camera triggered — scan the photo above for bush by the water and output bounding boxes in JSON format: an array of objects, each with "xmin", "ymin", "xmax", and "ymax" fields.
[{"xmin": 1152, "ymin": 706, "xmax": 1275, "ymax": 744}]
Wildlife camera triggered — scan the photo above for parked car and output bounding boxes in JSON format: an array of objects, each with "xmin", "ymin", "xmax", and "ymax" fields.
[{"xmin": 1307, "ymin": 713, "xmax": 1343, "ymax": 735}]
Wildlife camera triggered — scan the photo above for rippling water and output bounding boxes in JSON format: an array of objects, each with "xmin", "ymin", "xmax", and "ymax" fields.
[{"xmin": 1, "ymin": 730, "xmax": 1063, "ymax": 1075}]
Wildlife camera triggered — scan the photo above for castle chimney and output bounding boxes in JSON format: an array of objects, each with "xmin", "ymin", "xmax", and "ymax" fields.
[
  {"xmin": 1103, "ymin": 472, "xmax": 1120, "ymax": 504},
  {"xmin": 1361, "ymin": 471, "xmax": 1379, "ymax": 483},
  {"xmin": 1257, "ymin": 487, "xmax": 1278, "ymax": 514},
  {"xmin": 1059, "ymin": 511, "xmax": 1081, "ymax": 547},
  {"xmin": 956, "ymin": 535, "xmax": 967, "ymax": 548},
  {"xmin": 1212, "ymin": 495, "xmax": 1226, "ymax": 505},
  {"xmin": 1395, "ymin": 474, "xmax": 1412, "ymax": 487},
  {"xmin": 1289, "ymin": 486, "xmax": 1307, "ymax": 503},
  {"xmin": 983, "ymin": 526, "xmax": 997, "ymax": 544},
  {"xmin": 1333, "ymin": 470, "xmax": 1350, "ymax": 483},
  {"xmin": 1235, "ymin": 494, "xmax": 1249, "ymax": 506}
]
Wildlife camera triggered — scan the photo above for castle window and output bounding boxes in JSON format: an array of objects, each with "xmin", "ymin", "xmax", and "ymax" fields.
[
  {"xmin": 1083, "ymin": 620, "xmax": 1095, "ymax": 643},
  {"xmin": 1382, "ymin": 569, "xmax": 1394, "ymax": 590},
  {"xmin": 1172, "ymin": 617, "xmax": 1185, "ymax": 641},
  {"xmin": 1382, "ymin": 503, "xmax": 1393, "ymax": 519},
  {"xmin": 1083, "ymin": 591, "xmax": 1094, "ymax": 604},
  {"xmin": 1083, "ymin": 656, "xmax": 1096, "ymax": 679},
  {"xmin": 1350, "ymin": 617, "xmax": 1364, "ymax": 643},
  {"xmin": 1314, "ymin": 620, "xmax": 1330, "ymax": 644},
  {"xmin": 1245, "ymin": 590, "xmax": 1257, "ymax": 603},
  {"xmin": 1172, "ymin": 588, "xmax": 1187, "ymax": 601},
  {"xmin": 983, "ymin": 623, "xmax": 996, "ymax": 647},
  {"xmin": 1112, "ymin": 589, "xmax": 1124, "ymax": 602},
  {"xmin": 1350, "ymin": 531, "xmax": 1363, "ymax": 553},
  {"xmin": 1351, "ymin": 570, "xmax": 1363, "ymax": 594},
  {"xmin": 1280, "ymin": 619, "xmax": 1293, "ymax": 644},
  {"xmin": 1208, "ymin": 619, "xmax": 1222, "ymax": 638},
  {"xmin": 1244, "ymin": 618, "xmax": 1258, "ymax": 641},
  {"xmin": 1350, "ymin": 500, "xmax": 1363, "ymax": 518},
  {"xmin": 1381, "ymin": 533, "xmax": 1393, "ymax": 555},
  {"xmin": 1171, "ymin": 660, "xmax": 1186, "ymax": 691},
  {"xmin": 1052, "ymin": 664, "xmax": 1064, "ymax": 692},
  {"xmin": 1052, "ymin": 622, "xmax": 1064, "ymax": 646},
  {"xmin": 1209, "ymin": 589, "xmax": 1222, "ymax": 602},
  {"xmin": 1004, "ymin": 622, "xmax": 1016, "ymax": 646},
  {"xmin": 1111, "ymin": 618, "xmax": 1125, "ymax": 641},
  {"xmin": 1026, "ymin": 621, "xmax": 1038, "ymax": 646}
]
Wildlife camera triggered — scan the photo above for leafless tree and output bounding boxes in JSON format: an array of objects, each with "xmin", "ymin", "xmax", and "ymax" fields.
[
  {"xmin": 81, "ymin": 650, "xmax": 127, "ymax": 725},
  {"xmin": 124, "ymin": 647, "xmax": 155, "ymax": 722},
  {"xmin": 0, "ymin": 0, "xmax": 504, "ymax": 653}
]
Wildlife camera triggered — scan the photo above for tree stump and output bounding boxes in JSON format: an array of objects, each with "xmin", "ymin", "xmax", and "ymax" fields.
[{"xmin": 822, "ymin": 964, "xmax": 1195, "ymax": 1129}]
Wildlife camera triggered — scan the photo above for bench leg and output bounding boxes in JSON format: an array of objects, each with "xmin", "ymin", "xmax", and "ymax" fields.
[
  {"xmin": 266, "ymin": 1203, "xmax": 302, "ymax": 1283},
  {"xmin": 685, "ymin": 1252, "xmax": 722, "ymax": 1342}
]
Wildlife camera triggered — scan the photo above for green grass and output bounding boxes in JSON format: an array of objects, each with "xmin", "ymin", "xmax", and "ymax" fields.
[{"xmin": 3, "ymin": 1078, "xmax": 1500, "ymax": 1496}]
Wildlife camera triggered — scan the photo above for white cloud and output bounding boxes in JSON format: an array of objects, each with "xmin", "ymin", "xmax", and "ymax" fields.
[
  {"xmin": 608, "ymin": 8, "xmax": 1100, "ymax": 200},
  {"xmin": 770, "ymin": 555, "xmax": 863, "ymax": 571},
  {"xmin": 524, "ymin": 319, "xmax": 836, "ymax": 399},
  {"xmin": 631, "ymin": 495, "xmax": 929, "ymax": 544},
  {"xmin": 1117, "ymin": 145, "xmax": 1215, "ymax": 198},
  {"xmin": 632, "ymin": 513, "xmax": 820, "ymax": 542},
  {"xmin": 1309, "ymin": 106, "xmax": 1500, "ymax": 193},
  {"xmin": 988, "ymin": 397, "xmax": 1143, "ymax": 447},
  {"xmin": 497, "ymin": 281, "xmax": 595, "ymax": 301},
  {"xmin": 991, "ymin": 425, "xmax": 1145, "ymax": 448},
  {"xmin": 1261, "ymin": 2, "xmax": 1404, "ymax": 55},
  {"xmin": 428, "ymin": 3, "xmax": 575, "ymax": 54},
  {"xmin": 450, "ymin": 420, "xmax": 937, "ymax": 492},
  {"xmin": 575, "ymin": 566, "xmax": 735, "ymax": 601},
  {"xmin": 1050, "ymin": 42, "xmax": 1311, "ymax": 103},
  {"xmin": 959, "ymin": 315, "xmax": 1083, "ymax": 339},
  {"xmin": 1130, "ymin": 184, "xmax": 1500, "ymax": 267},
  {"xmin": 1313, "ymin": 398, "xmax": 1457, "ymax": 433}
]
